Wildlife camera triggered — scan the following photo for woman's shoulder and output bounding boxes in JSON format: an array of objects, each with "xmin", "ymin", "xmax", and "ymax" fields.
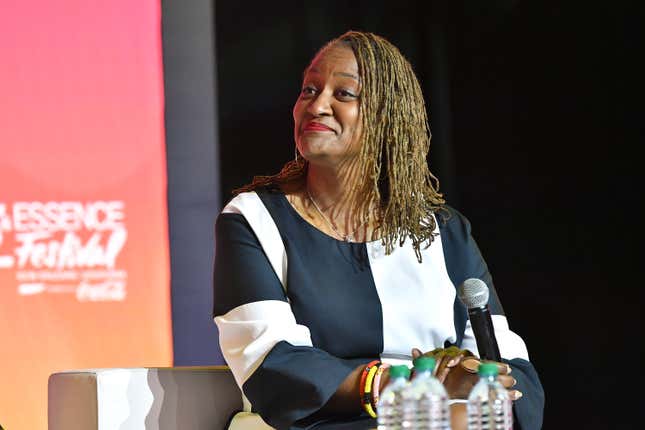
[
  {"xmin": 220, "ymin": 191, "xmax": 259, "ymax": 217},
  {"xmin": 215, "ymin": 189, "xmax": 286, "ymax": 243},
  {"xmin": 220, "ymin": 188, "xmax": 285, "ymax": 215},
  {"xmin": 434, "ymin": 204, "xmax": 473, "ymax": 236}
]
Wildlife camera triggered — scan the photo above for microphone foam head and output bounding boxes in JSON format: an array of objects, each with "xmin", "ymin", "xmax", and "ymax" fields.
[{"xmin": 457, "ymin": 278, "xmax": 489, "ymax": 308}]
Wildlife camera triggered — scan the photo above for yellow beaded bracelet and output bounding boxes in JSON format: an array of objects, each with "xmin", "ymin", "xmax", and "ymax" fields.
[{"xmin": 362, "ymin": 363, "xmax": 380, "ymax": 418}]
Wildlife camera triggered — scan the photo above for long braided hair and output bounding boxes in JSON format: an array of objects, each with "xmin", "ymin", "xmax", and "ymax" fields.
[{"xmin": 234, "ymin": 31, "xmax": 445, "ymax": 261}]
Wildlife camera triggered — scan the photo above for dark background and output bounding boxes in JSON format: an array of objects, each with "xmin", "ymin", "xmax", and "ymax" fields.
[{"xmin": 168, "ymin": 1, "xmax": 641, "ymax": 428}]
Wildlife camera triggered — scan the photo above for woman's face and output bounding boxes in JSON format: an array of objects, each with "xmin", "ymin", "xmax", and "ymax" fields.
[{"xmin": 293, "ymin": 44, "xmax": 362, "ymax": 168}]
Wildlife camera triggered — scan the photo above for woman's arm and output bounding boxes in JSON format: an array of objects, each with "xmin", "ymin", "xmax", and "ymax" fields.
[
  {"xmin": 213, "ymin": 212, "xmax": 373, "ymax": 428},
  {"xmin": 437, "ymin": 207, "xmax": 545, "ymax": 430}
]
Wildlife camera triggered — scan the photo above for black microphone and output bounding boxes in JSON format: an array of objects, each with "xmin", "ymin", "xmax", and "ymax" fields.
[{"xmin": 457, "ymin": 278, "xmax": 501, "ymax": 362}]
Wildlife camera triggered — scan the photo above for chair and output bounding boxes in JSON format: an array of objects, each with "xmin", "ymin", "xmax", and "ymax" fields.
[{"xmin": 48, "ymin": 366, "xmax": 243, "ymax": 430}]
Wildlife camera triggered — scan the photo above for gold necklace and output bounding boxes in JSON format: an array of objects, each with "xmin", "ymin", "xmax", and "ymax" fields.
[{"xmin": 306, "ymin": 188, "xmax": 369, "ymax": 242}]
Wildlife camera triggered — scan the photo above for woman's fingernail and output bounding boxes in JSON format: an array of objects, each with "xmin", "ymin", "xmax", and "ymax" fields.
[
  {"xmin": 462, "ymin": 357, "xmax": 479, "ymax": 372},
  {"xmin": 510, "ymin": 390, "xmax": 523, "ymax": 400}
]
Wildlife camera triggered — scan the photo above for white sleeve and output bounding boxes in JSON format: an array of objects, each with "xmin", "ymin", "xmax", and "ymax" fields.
[{"xmin": 460, "ymin": 314, "xmax": 530, "ymax": 361}]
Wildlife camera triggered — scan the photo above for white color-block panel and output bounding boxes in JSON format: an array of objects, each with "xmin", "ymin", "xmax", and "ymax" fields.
[
  {"xmin": 223, "ymin": 192, "xmax": 288, "ymax": 290},
  {"xmin": 214, "ymin": 300, "xmax": 313, "ymax": 390},
  {"xmin": 368, "ymin": 217, "xmax": 457, "ymax": 358}
]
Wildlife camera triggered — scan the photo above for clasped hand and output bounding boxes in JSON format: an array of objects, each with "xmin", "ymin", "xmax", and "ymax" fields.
[{"xmin": 411, "ymin": 346, "xmax": 522, "ymax": 401}]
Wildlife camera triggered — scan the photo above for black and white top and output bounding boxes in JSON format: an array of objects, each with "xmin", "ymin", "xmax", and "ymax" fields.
[{"xmin": 213, "ymin": 190, "xmax": 544, "ymax": 430}]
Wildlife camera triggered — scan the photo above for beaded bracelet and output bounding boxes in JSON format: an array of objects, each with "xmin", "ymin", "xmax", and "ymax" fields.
[
  {"xmin": 359, "ymin": 360, "xmax": 381, "ymax": 418},
  {"xmin": 362, "ymin": 364, "xmax": 380, "ymax": 418},
  {"xmin": 370, "ymin": 362, "xmax": 390, "ymax": 410}
]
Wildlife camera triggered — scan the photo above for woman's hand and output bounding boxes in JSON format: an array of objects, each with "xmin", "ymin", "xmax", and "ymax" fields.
[
  {"xmin": 412, "ymin": 346, "xmax": 476, "ymax": 399},
  {"xmin": 411, "ymin": 347, "xmax": 522, "ymax": 401},
  {"xmin": 456, "ymin": 355, "xmax": 522, "ymax": 401},
  {"xmin": 411, "ymin": 346, "xmax": 470, "ymax": 384}
]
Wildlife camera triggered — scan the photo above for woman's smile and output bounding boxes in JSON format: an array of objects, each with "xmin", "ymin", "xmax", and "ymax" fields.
[{"xmin": 303, "ymin": 121, "xmax": 336, "ymax": 133}]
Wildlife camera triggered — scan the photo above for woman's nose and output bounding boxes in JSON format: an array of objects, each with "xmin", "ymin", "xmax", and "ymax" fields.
[{"xmin": 306, "ymin": 92, "xmax": 333, "ymax": 116}]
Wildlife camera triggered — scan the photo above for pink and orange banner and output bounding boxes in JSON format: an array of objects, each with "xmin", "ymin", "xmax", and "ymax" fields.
[{"xmin": 0, "ymin": 1, "xmax": 172, "ymax": 428}]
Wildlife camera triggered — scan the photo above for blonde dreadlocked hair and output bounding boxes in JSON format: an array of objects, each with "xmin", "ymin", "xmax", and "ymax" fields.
[{"xmin": 234, "ymin": 31, "xmax": 445, "ymax": 261}]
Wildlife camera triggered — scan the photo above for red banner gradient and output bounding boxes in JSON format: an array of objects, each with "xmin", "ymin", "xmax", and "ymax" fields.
[{"xmin": 0, "ymin": 1, "xmax": 172, "ymax": 429}]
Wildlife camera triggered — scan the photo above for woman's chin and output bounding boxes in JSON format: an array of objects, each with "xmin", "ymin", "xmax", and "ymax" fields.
[
  {"xmin": 300, "ymin": 144, "xmax": 338, "ymax": 161},
  {"xmin": 301, "ymin": 151, "xmax": 334, "ymax": 163}
]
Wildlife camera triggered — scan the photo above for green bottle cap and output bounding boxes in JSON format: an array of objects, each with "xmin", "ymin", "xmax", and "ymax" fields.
[
  {"xmin": 478, "ymin": 362, "xmax": 500, "ymax": 377},
  {"xmin": 412, "ymin": 356, "xmax": 436, "ymax": 372},
  {"xmin": 388, "ymin": 364, "xmax": 411, "ymax": 379}
]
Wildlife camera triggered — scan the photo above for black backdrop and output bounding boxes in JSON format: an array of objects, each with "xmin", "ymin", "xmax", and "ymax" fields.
[{"xmin": 166, "ymin": 1, "xmax": 641, "ymax": 428}]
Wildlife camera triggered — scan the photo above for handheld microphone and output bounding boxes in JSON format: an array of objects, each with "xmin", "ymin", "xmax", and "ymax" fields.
[{"xmin": 457, "ymin": 278, "xmax": 501, "ymax": 362}]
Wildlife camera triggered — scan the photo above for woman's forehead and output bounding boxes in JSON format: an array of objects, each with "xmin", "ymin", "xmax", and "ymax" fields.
[{"xmin": 305, "ymin": 45, "xmax": 358, "ymax": 79}]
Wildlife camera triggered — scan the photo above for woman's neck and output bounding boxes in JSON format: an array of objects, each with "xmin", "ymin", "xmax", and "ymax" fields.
[
  {"xmin": 280, "ymin": 162, "xmax": 381, "ymax": 243},
  {"xmin": 305, "ymin": 163, "xmax": 359, "ymax": 213}
]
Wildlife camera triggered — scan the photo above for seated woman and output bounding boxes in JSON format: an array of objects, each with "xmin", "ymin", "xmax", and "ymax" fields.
[{"xmin": 213, "ymin": 31, "xmax": 544, "ymax": 430}]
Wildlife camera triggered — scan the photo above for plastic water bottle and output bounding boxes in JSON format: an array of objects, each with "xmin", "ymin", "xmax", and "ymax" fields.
[
  {"xmin": 403, "ymin": 356, "xmax": 450, "ymax": 429},
  {"xmin": 377, "ymin": 364, "xmax": 411, "ymax": 430},
  {"xmin": 467, "ymin": 362, "xmax": 513, "ymax": 430}
]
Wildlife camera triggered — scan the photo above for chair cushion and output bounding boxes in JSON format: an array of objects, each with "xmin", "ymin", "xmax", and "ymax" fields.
[{"xmin": 48, "ymin": 367, "xmax": 243, "ymax": 430}]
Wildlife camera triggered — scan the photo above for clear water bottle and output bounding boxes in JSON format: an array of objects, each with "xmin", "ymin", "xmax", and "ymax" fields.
[
  {"xmin": 377, "ymin": 364, "xmax": 411, "ymax": 430},
  {"xmin": 467, "ymin": 362, "xmax": 513, "ymax": 430},
  {"xmin": 403, "ymin": 356, "xmax": 450, "ymax": 429}
]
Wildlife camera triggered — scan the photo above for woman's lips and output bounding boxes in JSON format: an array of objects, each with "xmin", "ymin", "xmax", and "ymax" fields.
[{"xmin": 303, "ymin": 122, "xmax": 334, "ymax": 132}]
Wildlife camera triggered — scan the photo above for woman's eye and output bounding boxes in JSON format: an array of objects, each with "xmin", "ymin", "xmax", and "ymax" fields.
[
  {"xmin": 301, "ymin": 86, "xmax": 317, "ymax": 96},
  {"xmin": 337, "ymin": 89, "xmax": 357, "ymax": 99}
]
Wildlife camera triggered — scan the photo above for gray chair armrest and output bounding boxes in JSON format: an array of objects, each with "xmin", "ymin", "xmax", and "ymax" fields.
[{"xmin": 48, "ymin": 366, "xmax": 243, "ymax": 430}]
